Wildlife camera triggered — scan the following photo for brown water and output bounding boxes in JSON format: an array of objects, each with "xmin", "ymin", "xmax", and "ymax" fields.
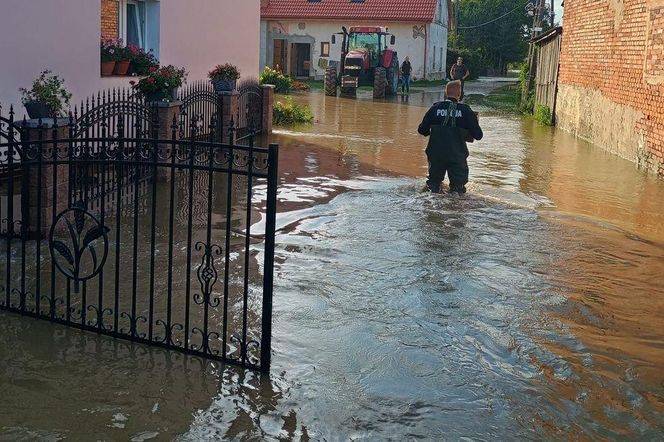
[{"xmin": 2, "ymin": 84, "xmax": 664, "ymax": 440}]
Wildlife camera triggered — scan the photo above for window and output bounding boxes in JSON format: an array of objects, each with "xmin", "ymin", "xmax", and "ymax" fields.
[
  {"xmin": 440, "ymin": 47, "xmax": 443, "ymax": 71},
  {"xmin": 100, "ymin": 0, "xmax": 160, "ymax": 75},
  {"xmin": 349, "ymin": 33, "xmax": 379, "ymax": 64},
  {"xmin": 109, "ymin": 0, "xmax": 159, "ymax": 54},
  {"xmin": 433, "ymin": 45, "xmax": 436, "ymax": 71},
  {"xmin": 321, "ymin": 41, "xmax": 330, "ymax": 57},
  {"xmin": 119, "ymin": 0, "xmax": 147, "ymax": 48}
]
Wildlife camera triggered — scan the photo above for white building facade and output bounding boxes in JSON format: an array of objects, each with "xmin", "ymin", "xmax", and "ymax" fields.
[
  {"xmin": 0, "ymin": 0, "xmax": 261, "ymax": 111},
  {"xmin": 260, "ymin": 0, "xmax": 450, "ymax": 81}
]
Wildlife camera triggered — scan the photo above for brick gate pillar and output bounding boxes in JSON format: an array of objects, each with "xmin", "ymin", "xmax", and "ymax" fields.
[
  {"xmin": 152, "ymin": 100, "xmax": 182, "ymax": 156},
  {"xmin": 218, "ymin": 91, "xmax": 239, "ymax": 142},
  {"xmin": 261, "ymin": 85, "xmax": 274, "ymax": 135},
  {"xmin": 151, "ymin": 100, "xmax": 182, "ymax": 180},
  {"xmin": 19, "ymin": 119, "xmax": 70, "ymax": 238}
]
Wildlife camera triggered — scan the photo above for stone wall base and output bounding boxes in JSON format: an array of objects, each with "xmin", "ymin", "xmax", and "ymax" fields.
[{"xmin": 555, "ymin": 83, "xmax": 661, "ymax": 175}]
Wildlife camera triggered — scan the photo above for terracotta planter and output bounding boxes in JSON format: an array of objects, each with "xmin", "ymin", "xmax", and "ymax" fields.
[
  {"xmin": 113, "ymin": 60, "xmax": 131, "ymax": 76},
  {"xmin": 101, "ymin": 60, "xmax": 116, "ymax": 76}
]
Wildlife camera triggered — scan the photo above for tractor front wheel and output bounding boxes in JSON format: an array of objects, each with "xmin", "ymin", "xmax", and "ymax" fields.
[
  {"xmin": 324, "ymin": 66, "xmax": 337, "ymax": 96},
  {"xmin": 373, "ymin": 67, "xmax": 387, "ymax": 99}
]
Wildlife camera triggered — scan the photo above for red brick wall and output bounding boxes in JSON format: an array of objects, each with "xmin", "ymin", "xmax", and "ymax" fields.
[
  {"xmin": 558, "ymin": 0, "xmax": 664, "ymax": 175},
  {"xmin": 101, "ymin": 0, "xmax": 119, "ymax": 39}
]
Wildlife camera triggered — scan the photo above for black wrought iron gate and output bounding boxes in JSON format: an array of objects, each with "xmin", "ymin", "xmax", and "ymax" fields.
[{"xmin": 0, "ymin": 102, "xmax": 278, "ymax": 372}]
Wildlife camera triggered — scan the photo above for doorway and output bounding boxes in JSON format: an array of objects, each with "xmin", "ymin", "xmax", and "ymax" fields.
[
  {"xmin": 290, "ymin": 43, "xmax": 311, "ymax": 78},
  {"xmin": 273, "ymin": 39, "xmax": 288, "ymax": 73}
]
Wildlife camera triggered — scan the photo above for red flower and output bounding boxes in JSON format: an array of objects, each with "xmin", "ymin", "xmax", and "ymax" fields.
[
  {"xmin": 147, "ymin": 77, "xmax": 156, "ymax": 84},
  {"xmin": 129, "ymin": 80, "xmax": 136, "ymax": 86},
  {"xmin": 149, "ymin": 66, "xmax": 159, "ymax": 73}
]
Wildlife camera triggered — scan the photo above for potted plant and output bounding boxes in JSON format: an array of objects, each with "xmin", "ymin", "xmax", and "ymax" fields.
[
  {"xmin": 131, "ymin": 65, "xmax": 187, "ymax": 102},
  {"xmin": 100, "ymin": 37, "xmax": 120, "ymax": 76},
  {"xmin": 19, "ymin": 70, "xmax": 72, "ymax": 119},
  {"xmin": 126, "ymin": 44, "xmax": 159, "ymax": 76},
  {"xmin": 208, "ymin": 63, "xmax": 240, "ymax": 92},
  {"xmin": 113, "ymin": 44, "xmax": 131, "ymax": 76}
]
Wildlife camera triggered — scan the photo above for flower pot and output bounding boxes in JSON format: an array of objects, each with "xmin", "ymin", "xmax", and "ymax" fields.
[
  {"xmin": 113, "ymin": 60, "xmax": 131, "ymax": 76},
  {"xmin": 144, "ymin": 88, "xmax": 178, "ymax": 103},
  {"xmin": 101, "ymin": 60, "xmax": 116, "ymax": 76},
  {"xmin": 24, "ymin": 101, "xmax": 52, "ymax": 119},
  {"xmin": 212, "ymin": 79, "xmax": 237, "ymax": 92}
]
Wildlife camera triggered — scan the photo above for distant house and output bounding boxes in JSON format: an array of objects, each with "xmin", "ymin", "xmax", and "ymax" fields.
[
  {"xmin": 260, "ymin": 0, "xmax": 452, "ymax": 80},
  {"xmin": 0, "ymin": 0, "xmax": 260, "ymax": 110}
]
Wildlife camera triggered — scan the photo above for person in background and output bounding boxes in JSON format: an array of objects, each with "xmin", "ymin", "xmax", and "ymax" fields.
[
  {"xmin": 401, "ymin": 56, "xmax": 412, "ymax": 94},
  {"xmin": 449, "ymin": 57, "xmax": 470, "ymax": 100},
  {"xmin": 417, "ymin": 80, "xmax": 483, "ymax": 194}
]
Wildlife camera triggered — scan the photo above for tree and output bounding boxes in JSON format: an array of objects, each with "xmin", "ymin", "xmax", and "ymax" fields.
[{"xmin": 451, "ymin": 0, "xmax": 535, "ymax": 75}]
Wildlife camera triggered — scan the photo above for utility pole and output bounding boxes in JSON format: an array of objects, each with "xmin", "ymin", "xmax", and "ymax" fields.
[
  {"xmin": 551, "ymin": 0, "xmax": 555, "ymax": 26},
  {"xmin": 522, "ymin": 0, "xmax": 547, "ymax": 109}
]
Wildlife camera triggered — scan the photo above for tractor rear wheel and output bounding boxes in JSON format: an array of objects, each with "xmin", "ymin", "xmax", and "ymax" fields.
[
  {"xmin": 324, "ymin": 66, "xmax": 337, "ymax": 96},
  {"xmin": 385, "ymin": 56, "xmax": 399, "ymax": 96},
  {"xmin": 373, "ymin": 67, "xmax": 387, "ymax": 99}
]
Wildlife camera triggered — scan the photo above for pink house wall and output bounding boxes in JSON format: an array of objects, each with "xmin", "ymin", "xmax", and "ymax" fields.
[{"xmin": 0, "ymin": 0, "xmax": 260, "ymax": 116}]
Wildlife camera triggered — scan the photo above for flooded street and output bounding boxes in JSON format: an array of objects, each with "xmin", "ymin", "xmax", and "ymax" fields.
[{"xmin": 2, "ymin": 83, "xmax": 664, "ymax": 440}]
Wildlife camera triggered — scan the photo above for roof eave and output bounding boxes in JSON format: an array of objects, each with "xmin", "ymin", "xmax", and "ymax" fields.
[
  {"xmin": 261, "ymin": 15, "xmax": 435, "ymax": 23},
  {"xmin": 530, "ymin": 26, "xmax": 563, "ymax": 44}
]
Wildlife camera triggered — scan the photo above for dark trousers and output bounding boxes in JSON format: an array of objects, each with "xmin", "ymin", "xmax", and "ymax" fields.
[
  {"xmin": 402, "ymin": 74, "xmax": 411, "ymax": 93},
  {"xmin": 426, "ymin": 155, "xmax": 469, "ymax": 193}
]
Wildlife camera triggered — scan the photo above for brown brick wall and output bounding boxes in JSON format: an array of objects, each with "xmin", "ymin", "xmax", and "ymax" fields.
[
  {"xmin": 101, "ymin": 0, "xmax": 119, "ymax": 39},
  {"xmin": 558, "ymin": 0, "xmax": 664, "ymax": 175}
]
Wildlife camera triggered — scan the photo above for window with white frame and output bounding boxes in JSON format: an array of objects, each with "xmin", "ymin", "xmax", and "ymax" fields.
[{"xmin": 119, "ymin": 0, "xmax": 147, "ymax": 48}]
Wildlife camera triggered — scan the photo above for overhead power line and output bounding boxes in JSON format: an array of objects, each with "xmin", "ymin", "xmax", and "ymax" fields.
[{"xmin": 456, "ymin": 0, "xmax": 531, "ymax": 30}]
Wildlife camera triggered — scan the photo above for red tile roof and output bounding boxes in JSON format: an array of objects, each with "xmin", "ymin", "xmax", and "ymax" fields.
[{"xmin": 261, "ymin": 0, "xmax": 439, "ymax": 23}]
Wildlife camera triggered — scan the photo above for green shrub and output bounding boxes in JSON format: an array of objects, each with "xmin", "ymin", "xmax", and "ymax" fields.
[
  {"xmin": 273, "ymin": 97, "xmax": 313, "ymax": 125},
  {"xmin": 534, "ymin": 104, "xmax": 553, "ymax": 126},
  {"xmin": 259, "ymin": 67, "xmax": 293, "ymax": 93},
  {"xmin": 518, "ymin": 62, "xmax": 529, "ymax": 85},
  {"xmin": 517, "ymin": 63, "xmax": 535, "ymax": 114},
  {"xmin": 519, "ymin": 90, "xmax": 534, "ymax": 115}
]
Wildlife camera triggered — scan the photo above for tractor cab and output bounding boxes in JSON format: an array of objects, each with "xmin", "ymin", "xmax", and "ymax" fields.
[{"xmin": 347, "ymin": 29, "xmax": 383, "ymax": 67}]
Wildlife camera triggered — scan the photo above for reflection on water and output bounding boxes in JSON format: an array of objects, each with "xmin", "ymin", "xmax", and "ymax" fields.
[{"xmin": 1, "ymin": 88, "xmax": 664, "ymax": 439}]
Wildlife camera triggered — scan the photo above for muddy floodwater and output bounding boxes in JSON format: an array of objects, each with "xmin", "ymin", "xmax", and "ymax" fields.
[{"xmin": 2, "ymin": 81, "xmax": 664, "ymax": 440}]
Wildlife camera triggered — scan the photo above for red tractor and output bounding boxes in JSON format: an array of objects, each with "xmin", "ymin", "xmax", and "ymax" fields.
[{"xmin": 324, "ymin": 26, "xmax": 399, "ymax": 99}]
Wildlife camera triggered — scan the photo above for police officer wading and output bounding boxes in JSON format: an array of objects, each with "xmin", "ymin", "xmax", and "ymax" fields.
[{"xmin": 418, "ymin": 80, "xmax": 483, "ymax": 194}]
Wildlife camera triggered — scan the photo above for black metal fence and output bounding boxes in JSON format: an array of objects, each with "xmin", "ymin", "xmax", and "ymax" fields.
[
  {"xmin": 178, "ymin": 80, "xmax": 221, "ymax": 141},
  {"xmin": 0, "ymin": 101, "xmax": 278, "ymax": 372},
  {"xmin": 176, "ymin": 80, "xmax": 265, "ymax": 143},
  {"xmin": 237, "ymin": 79, "xmax": 264, "ymax": 141}
]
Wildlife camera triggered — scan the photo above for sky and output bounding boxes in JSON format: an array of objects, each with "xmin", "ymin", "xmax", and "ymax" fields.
[{"xmin": 554, "ymin": 0, "xmax": 564, "ymax": 24}]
